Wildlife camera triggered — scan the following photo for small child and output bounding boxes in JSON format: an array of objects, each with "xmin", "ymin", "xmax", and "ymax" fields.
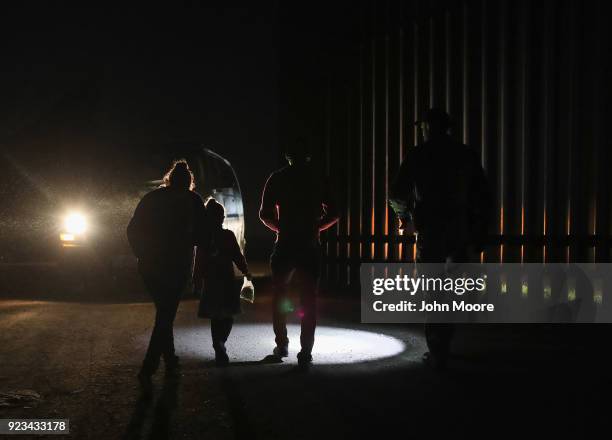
[{"xmin": 193, "ymin": 198, "xmax": 252, "ymax": 366}]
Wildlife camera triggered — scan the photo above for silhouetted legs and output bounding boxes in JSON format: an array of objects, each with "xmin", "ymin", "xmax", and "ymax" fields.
[
  {"xmin": 211, "ymin": 317, "xmax": 233, "ymax": 350},
  {"xmin": 270, "ymin": 244, "xmax": 320, "ymax": 356},
  {"xmin": 418, "ymin": 232, "xmax": 470, "ymax": 370},
  {"xmin": 424, "ymin": 323, "xmax": 455, "ymax": 369},
  {"xmin": 271, "ymin": 262, "xmax": 290, "ymax": 349},
  {"xmin": 140, "ymin": 270, "xmax": 186, "ymax": 375},
  {"xmin": 297, "ymin": 268, "xmax": 318, "ymax": 355},
  {"xmin": 210, "ymin": 316, "xmax": 233, "ymax": 366}
]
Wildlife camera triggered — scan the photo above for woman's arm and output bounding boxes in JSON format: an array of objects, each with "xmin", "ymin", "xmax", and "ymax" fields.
[{"xmin": 192, "ymin": 246, "xmax": 205, "ymax": 290}]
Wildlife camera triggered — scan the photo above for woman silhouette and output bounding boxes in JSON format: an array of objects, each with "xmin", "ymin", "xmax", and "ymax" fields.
[{"xmin": 127, "ymin": 159, "xmax": 208, "ymax": 386}]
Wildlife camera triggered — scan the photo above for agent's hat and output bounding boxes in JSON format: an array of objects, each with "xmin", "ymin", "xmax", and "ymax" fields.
[
  {"xmin": 415, "ymin": 108, "xmax": 451, "ymax": 129},
  {"xmin": 285, "ymin": 137, "xmax": 312, "ymax": 160}
]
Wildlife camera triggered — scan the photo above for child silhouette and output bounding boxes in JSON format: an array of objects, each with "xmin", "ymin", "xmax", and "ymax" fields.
[{"xmin": 193, "ymin": 198, "xmax": 252, "ymax": 366}]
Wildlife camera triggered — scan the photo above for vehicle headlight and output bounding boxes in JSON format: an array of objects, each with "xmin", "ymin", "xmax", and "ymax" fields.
[{"xmin": 64, "ymin": 212, "xmax": 87, "ymax": 235}]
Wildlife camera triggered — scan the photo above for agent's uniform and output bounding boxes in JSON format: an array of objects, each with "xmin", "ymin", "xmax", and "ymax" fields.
[
  {"xmin": 390, "ymin": 135, "xmax": 489, "ymax": 364},
  {"xmin": 259, "ymin": 162, "xmax": 337, "ymax": 356},
  {"xmin": 193, "ymin": 227, "xmax": 249, "ymax": 351},
  {"xmin": 127, "ymin": 186, "xmax": 207, "ymax": 375}
]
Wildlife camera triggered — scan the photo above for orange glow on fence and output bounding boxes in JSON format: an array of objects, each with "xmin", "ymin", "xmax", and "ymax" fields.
[
  {"xmin": 371, "ymin": 208, "xmax": 376, "ymax": 258},
  {"xmin": 384, "ymin": 204, "xmax": 389, "ymax": 260},
  {"xmin": 398, "ymin": 228, "xmax": 404, "ymax": 260}
]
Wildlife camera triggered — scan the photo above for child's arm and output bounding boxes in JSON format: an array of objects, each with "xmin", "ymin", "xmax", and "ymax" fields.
[{"xmin": 228, "ymin": 231, "xmax": 251, "ymax": 280}]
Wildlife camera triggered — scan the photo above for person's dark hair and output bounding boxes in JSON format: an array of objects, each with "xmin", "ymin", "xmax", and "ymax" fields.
[
  {"xmin": 416, "ymin": 108, "xmax": 452, "ymax": 134},
  {"xmin": 285, "ymin": 137, "xmax": 311, "ymax": 164},
  {"xmin": 162, "ymin": 159, "xmax": 195, "ymax": 191},
  {"xmin": 206, "ymin": 198, "xmax": 225, "ymax": 226}
]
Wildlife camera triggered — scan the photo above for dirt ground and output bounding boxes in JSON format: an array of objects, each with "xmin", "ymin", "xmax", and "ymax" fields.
[{"xmin": 1, "ymin": 274, "xmax": 611, "ymax": 439}]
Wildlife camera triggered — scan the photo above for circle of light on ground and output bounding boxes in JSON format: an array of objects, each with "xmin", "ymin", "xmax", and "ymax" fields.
[{"xmin": 167, "ymin": 324, "xmax": 406, "ymax": 365}]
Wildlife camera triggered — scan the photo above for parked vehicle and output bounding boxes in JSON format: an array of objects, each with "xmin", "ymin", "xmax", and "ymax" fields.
[{"xmin": 0, "ymin": 143, "xmax": 245, "ymax": 289}]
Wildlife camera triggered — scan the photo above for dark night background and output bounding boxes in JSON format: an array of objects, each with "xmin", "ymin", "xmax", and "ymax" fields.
[
  {"xmin": 1, "ymin": 2, "xmax": 612, "ymax": 439},
  {"xmin": 1, "ymin": 3, "xmax": 280, "ymax": 258},
  {"xmin": 1, "ymin": 0, "xmax": 611, "ymax": 265}
]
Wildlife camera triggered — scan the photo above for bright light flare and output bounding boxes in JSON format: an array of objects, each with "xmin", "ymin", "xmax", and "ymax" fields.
[
  {"xmin": 59, "ymin": 233, "xmax": 75, "ymax": 242},
  {"xmin": 64, "ymin": 212, "xmax": 87, "ymax": 235}
]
